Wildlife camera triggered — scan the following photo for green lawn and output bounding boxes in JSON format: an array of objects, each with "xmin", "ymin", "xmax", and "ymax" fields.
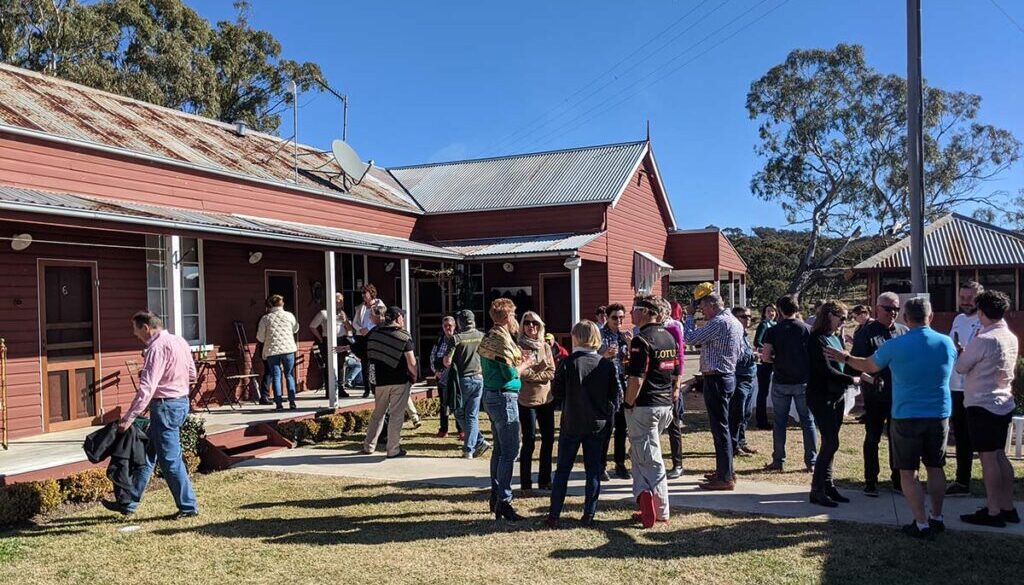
[
  {"xmin": 1, "ymin": 470, "xmax": 1020, "ymax": 585},
  {"xmin": 322, "ymin": 392, "xmax": 1024, "ymax": 499}
]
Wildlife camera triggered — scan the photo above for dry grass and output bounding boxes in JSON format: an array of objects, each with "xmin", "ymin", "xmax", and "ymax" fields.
[
  {"xmin": 1, "ymin": 469, "xmax": 1020, "ymax": 585},
  {"xmin": 320, "ymin": 392, "xmax": 1024, "ymax": 499}
]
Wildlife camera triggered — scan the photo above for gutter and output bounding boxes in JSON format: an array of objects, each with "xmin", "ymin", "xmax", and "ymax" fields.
[
  {"xmin": 0, "ymin": 201, "xmax": 462, "ymax": 260},
  {"xmin": 0, "ymin": 124, "xmax": 424, "ymax": 217}
]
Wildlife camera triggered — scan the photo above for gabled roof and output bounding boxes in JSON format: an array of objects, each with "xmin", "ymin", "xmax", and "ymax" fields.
[
  {"xmin": 0, "ymin": 63, "xmax": 422, "ymax": 213},
  {"xmin": 436, "ymin": 232, "xmax": 604, "ymax": 260},
  {"xmin": 855, "ymin": 213, "xmax": 1024, "ymax": 270},
  {"xmin": 389, "ymin": 140, "xmax": 649, "ymax": 213},
  {"xmin": 0, "ymin": 185, "xmax": 459, "ymax": 259}
]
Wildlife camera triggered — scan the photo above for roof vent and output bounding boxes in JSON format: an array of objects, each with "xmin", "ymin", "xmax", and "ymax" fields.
[{"xmin": 232, "ymin": 120, "xmax": 248, "ymax": 137}]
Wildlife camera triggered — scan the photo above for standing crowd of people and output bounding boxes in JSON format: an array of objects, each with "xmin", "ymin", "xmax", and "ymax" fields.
[{"xmin": 104, "ymin": 278, "xmax": 1019, "ymax": 538}]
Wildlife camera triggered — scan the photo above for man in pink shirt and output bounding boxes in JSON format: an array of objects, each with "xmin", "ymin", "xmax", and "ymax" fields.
[{"xmin": 105, "ymin": 311, "xmax": 199, "ymax": 518}]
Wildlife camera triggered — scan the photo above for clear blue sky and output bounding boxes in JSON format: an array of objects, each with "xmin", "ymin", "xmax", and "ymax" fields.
[{"xmin": 190, "ymin": 0, "xmax": 1024, "ymax": 231}]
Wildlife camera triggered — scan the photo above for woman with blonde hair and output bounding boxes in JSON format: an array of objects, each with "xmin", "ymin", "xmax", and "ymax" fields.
[
  {"xmin": 256, "ymin": 294, "xmax": 300, "ymax": 410},
  {"xmin": 517, "ymin": 311, "xmax": 556, "ymax": 493},
  {"xmin": 546, "ymin": 320, "xmax": 620, "ymax": 527},
  {"xmin": 478, "ymin": 298, "xmax": 535, "ymax": 521}
]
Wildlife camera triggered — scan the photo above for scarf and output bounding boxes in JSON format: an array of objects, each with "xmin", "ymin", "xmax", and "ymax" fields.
[
  {"xmin": 517, "ymin": 332, "xmax": 544, "ymax": 352},
  {"xmin": 478, "ymin": 325, "xmax": 522, "ymax": 366}
]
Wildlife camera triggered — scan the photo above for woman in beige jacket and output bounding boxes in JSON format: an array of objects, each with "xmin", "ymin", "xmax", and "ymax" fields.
[{"xmin": 517, "ymin": 311, "xmax": 556, "ymax": 492}]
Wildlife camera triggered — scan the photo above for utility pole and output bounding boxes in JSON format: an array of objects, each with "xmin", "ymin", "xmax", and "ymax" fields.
[{"xmin": 907, "ymin": 0, "xmax": 927, "ymax": 294}]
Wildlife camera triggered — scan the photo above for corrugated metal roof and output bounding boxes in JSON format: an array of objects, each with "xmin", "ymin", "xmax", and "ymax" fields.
[
  {"xmin": 389, "ymin": 141, "xmax": 648, "ymax": 213},
  {"xmin": 0, "ymin": 185, "xmax": 459, "ymax": 259},
  {"xmin": 855, "ymin": 213, "xmax": 1024, "ymax": 269},
  {"xmin": 437, "ymin": 232, "xmax": 604, "ymax": 259},
  {"xmin": 0, "ymin": 63, "xmax": 421, "ymax": 213},
  {"xmin": 635, "ymin": 250, "xmax": 672, "ymax": 270}
]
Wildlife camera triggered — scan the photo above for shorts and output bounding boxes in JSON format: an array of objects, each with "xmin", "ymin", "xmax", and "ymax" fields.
[
  {"xmin": 891, "ymin": 418, "xmax": 948, "ymax": 470},
  {"xmin": 966, "ymin": 406, "xmax": 1012, "ymax": 453}
]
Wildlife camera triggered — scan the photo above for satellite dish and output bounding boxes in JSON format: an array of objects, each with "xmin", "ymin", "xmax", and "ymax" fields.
[
  {"xmin": 11, "ymin": 233, "xmax": 32, "ymax": 251},
  {"xmin": 331, "ymin": 139, "xmax": 372, "ymax": 185}
]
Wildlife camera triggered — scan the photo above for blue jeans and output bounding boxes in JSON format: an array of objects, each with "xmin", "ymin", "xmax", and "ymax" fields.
[
  {"xmin": 729, "ymin": 374, "xmax": 756, "ymax": 449},
  {"xmin": 267, "ymin": 352, "xmax": 297, "ymax": 405},
  {"xmin": 549, "ymin": 431, "xmax": 604, "ymax": 519},
  {"xmin": 460, "ymin": 375, "xmax": 485, "ymax": 453},
  {"xmin": 703, "ymin": 374, "xmax": 736, "ymax": 481},
  {"xmin": 771, "ymin": 382, "xmax": 817, "ymax": 468},
  {"xmin": 128, "ymin": 397, "xmax": 198, "ymax": 514},
  {"xmin": 344, "ymin": 355, "xmax": 363, "ymax": 386},
  {"xmin": 483, "ymin": 389, "xmax": 521, "ymax": 504}
]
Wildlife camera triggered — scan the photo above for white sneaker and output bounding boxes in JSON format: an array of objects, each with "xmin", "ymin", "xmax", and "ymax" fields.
[{"xmin": 462, "ymin": 451, "xmax": 474, "ymax": 459}]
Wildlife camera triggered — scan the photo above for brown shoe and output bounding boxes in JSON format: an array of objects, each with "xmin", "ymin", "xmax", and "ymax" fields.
[
  {"xmin": 739, "ymin": 446, "xmax": 759, "ymax": 455},
  {"xmin": 699, "ymin": 479, "xmax": 736, "ymax": 491}
]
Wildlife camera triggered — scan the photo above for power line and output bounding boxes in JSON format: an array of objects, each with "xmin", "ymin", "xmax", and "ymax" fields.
[
  {"xmin": 510, "ymin": 0, "xmax": 788, "ymax": 154},
  {"xmin": 989, "ymin": 0, "xmax": 1024, "ymax": 35},
  {"xmin": 475, "ymin": 0, "xmax": 725, "ymax": 157}
]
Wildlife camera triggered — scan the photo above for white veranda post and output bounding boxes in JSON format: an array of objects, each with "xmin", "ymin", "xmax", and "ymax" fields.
[
  {"xmin": 325, "ymin": 251, "xmax": 339, "ymax": 407},
  {"xmin": 401, "ymin": 258, "xmax": 413, "ymax": 341},
  {"xmin": 165, "ymin": 235, "xmax": 184, "ymax": 336},
  {"xmin": 564, "ymin": 255, "xmax": 582, "ymax": 326}
]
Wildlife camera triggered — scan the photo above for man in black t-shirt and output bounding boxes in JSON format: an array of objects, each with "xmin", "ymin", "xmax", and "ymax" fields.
[
  {"xmin": 624, "ymin": 295, "xmax": 678, "ymax": 528},
  {"xmin": 760, "ymin": 294, "xmax": 817, "ymax": 472},
  {"xmin": 361, "ymin": 306, "xmax": 417, "ymax": 458},
  {"xmin": 850, "ymin": 291, "xmax": 908, "ymax": 495}
]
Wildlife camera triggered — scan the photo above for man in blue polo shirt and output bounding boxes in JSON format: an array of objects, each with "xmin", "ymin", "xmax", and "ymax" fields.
[{"xmin": 826, "ymin": 297, "xmax": 957, "ymax": 540}]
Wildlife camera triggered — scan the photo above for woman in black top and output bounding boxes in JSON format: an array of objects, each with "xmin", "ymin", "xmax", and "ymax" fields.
[
  {"xmin": 806, "ymin": 300, "xmax": 858, "ymax": 507},
  {"xmin": 753, "ymin": 303, "xmax": 778, "ymax": 429},
  {"xmin": 546, "ymin": 320, "xmax": 620, "ymax": 528}
]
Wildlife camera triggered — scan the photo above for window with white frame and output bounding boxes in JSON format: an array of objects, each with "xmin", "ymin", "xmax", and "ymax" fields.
[{"xmin": 145, "ymin": 235, "xmax": 206, "ymax": 345}]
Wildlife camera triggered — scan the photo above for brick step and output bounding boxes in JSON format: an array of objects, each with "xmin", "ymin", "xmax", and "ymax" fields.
[
  {"xmin": 199, "ymin": 422, "xmax": 293, "ymax": 471},
  {"xmin": 206, "ymin": 430, "xmax": 270, "ymax": 454},
  {"xmin": 226, "ymin": 444, "xmax": 288, "ymax": 465}
]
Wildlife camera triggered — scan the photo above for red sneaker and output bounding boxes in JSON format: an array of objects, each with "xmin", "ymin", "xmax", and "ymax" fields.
[
  {"xmin": 638, "ymin": 490, "xmax": 656, "ymax": 529},
  {"xmin": 436, "ymin": 431, "xmax": 448, "ymax": 438},
  {"xmin": 631, "ymin": 511, "xmax": 644, "ymax": 522},
  {"xmin": 458, "ymin": 432, "xmax": 466, "ymax": 441}
]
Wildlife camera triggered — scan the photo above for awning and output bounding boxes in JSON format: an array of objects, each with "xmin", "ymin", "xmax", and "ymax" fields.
[
  {"xmin": 0, "ymin": 185, "xmax": 461, "ymax": 259},
  {"xmin": 437, "ymin": 232, "xmax": 604, "ymax": 260},
  {"xmin": 634, "ymin": 250, "xmax": 673, "ymax": 293}
]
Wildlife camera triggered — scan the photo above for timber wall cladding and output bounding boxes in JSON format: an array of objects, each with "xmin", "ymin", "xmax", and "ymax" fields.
[
  {"xmin": 605, "ymin": 157, "xmax": 674, "ymax": 327},
  {"xmin": 412, "ymin": 203, "xmax": 608, "ymax": 242},
  {"xmin": 202, "ymin": 240, "xmax": 325, "ymax": 398},
  {"xmin": 0, "ymin": 135, "xmax": 418, "ymax": 238},
  {"xmin": 665, "ymin": 231, "xmax": 719, "ymax": 271},
  {"xmin": 0, "ymin": 221, "xmax": 145, "ymax": 439}
]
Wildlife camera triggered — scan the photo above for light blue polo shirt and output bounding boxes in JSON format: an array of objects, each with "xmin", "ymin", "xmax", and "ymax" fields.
[{"xmin": 872, "ymin": 326, "xmax": 956, "ymax": 419}]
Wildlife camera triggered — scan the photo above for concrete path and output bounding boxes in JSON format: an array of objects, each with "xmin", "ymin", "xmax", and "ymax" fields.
[{"xmin": 236, "ymin": 447, "xmax": 1024, "ymax": 537}]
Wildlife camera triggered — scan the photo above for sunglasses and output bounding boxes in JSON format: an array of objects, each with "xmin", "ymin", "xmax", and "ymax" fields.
[
  {"xmin": 523, "ymin": 320, "xmax": 540, "ymax": 327},
  {"xmin": 880, "ymin": 305, "xmax": 899, "ymax": 313},
  {"xmin": 609, "ymin": 314, "xmax": 624, "ymax": 321},
  {"xmin": 832, "ymin": 313, "xmax": 848, "ymax": 322}
]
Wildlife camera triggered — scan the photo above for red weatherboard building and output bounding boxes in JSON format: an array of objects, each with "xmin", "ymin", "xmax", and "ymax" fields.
[{"xmin": 0, "ymin": 63, "xmax": 746, "ymax": 442}]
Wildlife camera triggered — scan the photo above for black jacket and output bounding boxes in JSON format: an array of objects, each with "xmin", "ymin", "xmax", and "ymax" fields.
[
  {"xmin": 806, "ymin": 333, "xmax": 856, "ymax": 405},
  {"xmin": 83, "ymin": 422, "xmax": 149, "ymax": 506},
  {"xmin": 551, "ymin": 351, "xmax": 619, "ymax": 436}
]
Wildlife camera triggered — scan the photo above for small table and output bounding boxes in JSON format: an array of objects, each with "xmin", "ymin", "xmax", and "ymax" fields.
[{"xmin": 190, "ymin": 353, "xmax": 250, "ymax": 412}]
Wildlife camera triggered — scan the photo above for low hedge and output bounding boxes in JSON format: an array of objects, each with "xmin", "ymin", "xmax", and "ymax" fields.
[
  {"xmin": 1014, "ymin": 358, "xmax": 1024, "ymax": 415},
  {"xmin": 410, "ymin": 397, "xmax": 441, "ymax": 419},
  {"xmin": 0, "ymin": 480, "xmax": 63, "ymax": 527},
  {"xmin": 60, "ymin": 469, "xmax": 112, "ymax": 504}
]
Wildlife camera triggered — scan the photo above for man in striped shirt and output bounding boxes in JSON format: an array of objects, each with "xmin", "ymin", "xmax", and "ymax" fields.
[{"xmin": 684, "ymin": 292, "xmax": 745, "ymax": 490}]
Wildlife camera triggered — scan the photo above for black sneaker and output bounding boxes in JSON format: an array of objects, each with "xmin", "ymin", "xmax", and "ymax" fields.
[
  {"xmin": 101, "ymin": 500, "xmax": 133, "ymax": 517},
  {"xmin": 863, "ymin": 484, "xmax": 879, "ymax": 498},
  {"xmin": 927, "ymin": 517, "xmax": 945, "ymax": 533},
  {"xmin": 338, "ymin": 388, "xmax": 351, "ymax": 398},
  {"xmin": 944, "ymin": 481, "xmax": 970, "ymax": 497},
  {"xmin": 473, "ymin": 441, "xmax": 491, "ymax": 458},
  {"xmin": 614, "ymin": 465, "xmax": 632, "ymax": 480},
  {"xmin": 600, "ymin": 470, "xmax": 612, "ymax": 482},
  {"xmin": 900, "ymin": 523, "xmax": 934, "ymax": 540},
  {"xmin": 174, "ymin": 510, "xmax": 199, "ymax": 520},
  {"xmin": 666, "ymin": 466, "xmax": 683, "ymax": 480},
  {"xmin": 960, "ymin": 508, "xmax": 1006, "ymax": 528},
  {"xmin": 1000, "ymin": 508, "xmax": 1021, "ymax": 524}
]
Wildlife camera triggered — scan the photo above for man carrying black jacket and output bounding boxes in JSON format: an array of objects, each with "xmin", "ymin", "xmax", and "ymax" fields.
[{"xmin": 850, "ymin": 292, "xmax": 907, "ymax": 496}]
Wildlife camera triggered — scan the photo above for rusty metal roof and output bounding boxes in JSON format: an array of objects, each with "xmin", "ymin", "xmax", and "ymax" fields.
[
  {"xmin": 389, "ymin": 141, "xmax": 648, "ymax": 213},
  {"xmin": 0, "ymin": 63, "xmax": 421, "ymax": 213},
  {"xmin": 855, "ymin": 213, "xmax": 1024, "ymax": 270},
  {"xmin": 0, "ymin": 185, "xmax": 459, "ymax": 258},
  {"xmin": 436, "ymin": 232, "xmax": 604, "ymax": 259}
]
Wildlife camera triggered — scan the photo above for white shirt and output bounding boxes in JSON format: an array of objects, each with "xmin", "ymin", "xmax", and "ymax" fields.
[
  {"xmin": 309, "ymin": 309, "xmax": 349, "ymax": 338},
  {"xmin": 949, "ymin": 312, "xmax": 982, "ymax": 391},
  {"xmin": 353, "ymin": 300, "xmax": 384, "ymax": 334}
]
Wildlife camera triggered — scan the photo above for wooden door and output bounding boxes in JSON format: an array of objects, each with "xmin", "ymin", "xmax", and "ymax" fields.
[
  {"xmin": 265, "ymin": 270, "xmax": 298, "ymax": 314},
  {"xmin": 415, "ymin": 279, "xmax": 448, "ymax": 377},
  {"xmin": 540, "ymin": 274, "xmax": 571, "ymax": 336},
  {"xmin": 39, "ymin": 261, "xmax": 101, "ymax": 432}
]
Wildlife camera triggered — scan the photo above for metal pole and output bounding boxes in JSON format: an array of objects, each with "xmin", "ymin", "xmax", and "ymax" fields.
[
  {"xmin": 907, "ymin": 0, "xmax": 927, "ymax": 293},
  {"xmin": 1, "ymin": 338, "xmax": 7, "ymax": 450},
  {"xmin": 291, "ymin": 80, "xmax": 298, "ymax": 183},
  {"xmin": 343, "ymin": 95, "xmax": 348, "ymax": 141},
  {"xmin": 325, "ymin": 251, "xmax": 339, "ymax": 408}
]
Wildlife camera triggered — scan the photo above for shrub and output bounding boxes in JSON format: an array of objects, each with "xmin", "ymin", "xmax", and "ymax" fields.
[
  {"xmin": 1013, "ymin": 358, "xmax": 1024, "ymax": 415},
  {"xmin": 276, "ymin": 419, "xmax": 321, "ymax": 444},
  {"xmin": 317, "ymin": 414, "xmax": 346, "ymax": 441},
  {"xmin": 410, "ymin": 397, "xmax": 440, "ymax": 419},
  {"xmin": 353, "ymin": 409, "xmax": 372, "ymax": 433},
  {"xmin": 180, "ymin": 414, "xmax": 206, "ymax": 455},
  {"xmin": 341, "ymin": 411, "xmax": 356, "ymax": 434},
  {"xmin": 183, "ymin": 452, "xmax": 201, "ymax": 476},
  {"xmin": 0, "ymin": 480, "xmax": 63, "ymax": 526},
  {"xmin": 60, "ymin": 469, "xmax": 112, "ymax": 503}
]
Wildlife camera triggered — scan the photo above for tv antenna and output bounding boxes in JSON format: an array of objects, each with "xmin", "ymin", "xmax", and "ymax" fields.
[{"xmin": 313, "ymin": 77, "xmax": 349, "ymax": 141}]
